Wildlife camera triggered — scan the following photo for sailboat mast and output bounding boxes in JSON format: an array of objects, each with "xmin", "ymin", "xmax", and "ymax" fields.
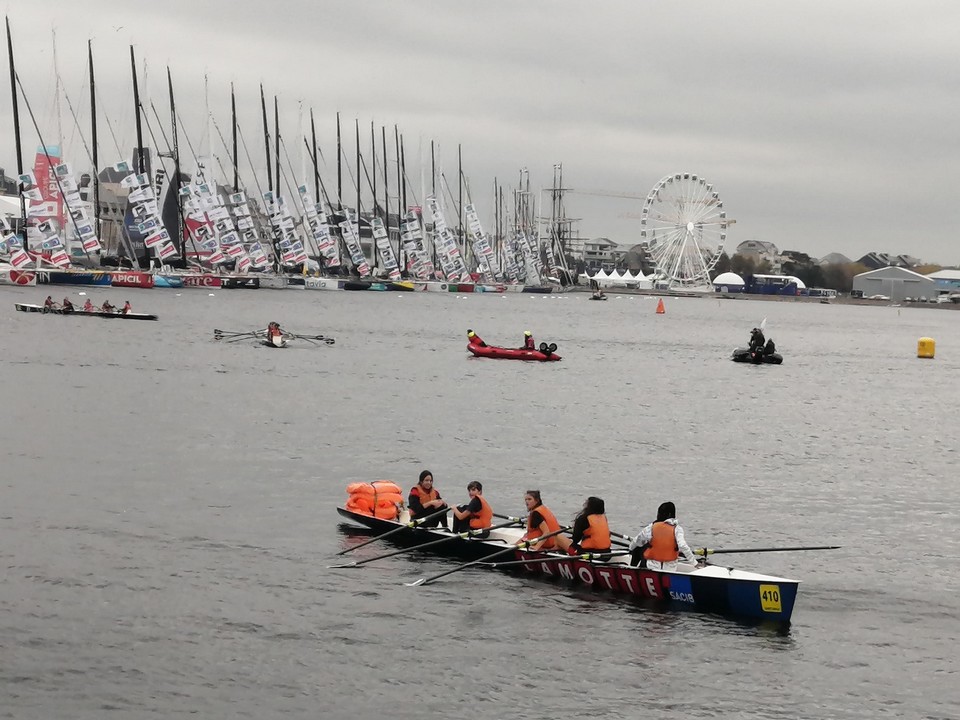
[
  {"xmin": 336, "ymin": 112, "xmax": 342, "ymax": 208},
  {"xmin": 260, "ymin": 84, "xmax": 272, "ymax": 192},
  {"xmin": 230, "ymin": 83, "xmax": 238, "ymax": 191},
  {"xmin": 370, "ymin": 121, "xmax": 376, "ymax": 227},
  {"xmin": 166, "ymin": 67, "xmax": 184, "ymax": 265},
  {"xmin": 130, "ymin": 46, "xmax": 146, "ymax": 269},
  {"xmin": 273, "ymin": 96, "xmax": 280, "ymax": 201},
  {"xmin": 355, "ymin": 118, "xmax": 362, "ymax": 265},
  {"xmin": 394, "ymin": 126, "xmax": 402, "ymax": 271},
  {"xmin": 5, "ymin": 17, "xmax": 26, "ymax": 247},
  {"xmin": 310, "ymin": 108, "xmax": 319, "ymax": 203},
  {"xmin": 88, "ymin": 41, "xmax": 100, "ymax": 245},
  {"xmin": 130, "ymin": 47, "xmax": 145, "ymax": 174},
  {"xmin": 458, "ymin": 144, "xmax": 463, "ymax": 253}
]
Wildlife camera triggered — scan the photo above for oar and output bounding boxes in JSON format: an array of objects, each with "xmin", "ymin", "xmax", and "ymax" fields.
[
  {"xmin": 328, "ymin": 518, "xmax": 523, "ymax": 569},
  {"xmin": 486, "ymin": 549, "xmax": 631, "ymax": 569},
  {"xmin": 696, "ymin": 545, "xmax": 841, "ymax": 556},
  {"xmin": 288, "ymin": 333, "xmax": 335, "ymax": 345},
  {"xmin": 214, "ymin": 328, "xmax": 257, "ymax": 337},
  {"xmin": 404, "ymin": 526, "xmax": 570, "ymax": 587},
  {"xmin": 336, "ymin": 507, "xmax": 450, "ymax": 556}
]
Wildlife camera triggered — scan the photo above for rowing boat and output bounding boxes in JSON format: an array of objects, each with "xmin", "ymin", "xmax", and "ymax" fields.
[
  {"xmin": 262, "ymin": 334, "xmax": 287, "ymax": 348},
  {"xmin": 337, "ymin": 506, "xmax": 800, "ymax": 624},
  {"xmin": 14, "ymin": 303, "xmax": 158, "ymax": 321}
]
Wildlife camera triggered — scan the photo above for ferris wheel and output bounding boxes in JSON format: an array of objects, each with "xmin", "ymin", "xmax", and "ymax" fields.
[{"xmin": 640, "ymin": 173, "xmax": 730, "ymax": 288}]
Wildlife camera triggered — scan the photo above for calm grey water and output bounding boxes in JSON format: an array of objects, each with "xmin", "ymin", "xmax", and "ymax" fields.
[{"xmin": 1, "ymin": 285, "xmax": 957, "ymax": 719}]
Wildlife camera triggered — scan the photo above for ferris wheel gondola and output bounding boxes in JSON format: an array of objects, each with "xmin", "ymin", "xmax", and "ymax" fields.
[{"xmin": 640, "ymin": 173, "xmax": 731, "ymax": 289}]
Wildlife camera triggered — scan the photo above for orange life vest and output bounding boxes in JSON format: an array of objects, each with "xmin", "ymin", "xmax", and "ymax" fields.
[
  {"xmin": 468, "ymin": 494, "xmax": 493, "ymax": 529},
  {"xmin": 580, "ymin": 514, "xmax": 611, "ymax": 550},
  {"xmin": 644, "ymin": 521, "xmax": 679, "ymax": 562},
  {"xmin": 525, "ymin": 504, "xmax": 561, "ymax": 548},
  {"xmin": 410, "ymin": 485, "xmax": 439, "ymax": 505}
]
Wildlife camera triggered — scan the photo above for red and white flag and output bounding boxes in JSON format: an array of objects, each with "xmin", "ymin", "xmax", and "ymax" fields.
[{"xmin": 9, "ymin": 248, "xmax": 32, "ymax": 268}]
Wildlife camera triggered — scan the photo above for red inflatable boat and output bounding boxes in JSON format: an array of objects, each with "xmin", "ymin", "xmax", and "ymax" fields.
[{"xmin": 467, "ymin": 343, "xmax": 561, "ymax": 362}]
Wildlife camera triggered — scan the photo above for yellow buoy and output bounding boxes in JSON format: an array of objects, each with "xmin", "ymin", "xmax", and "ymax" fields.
[{"xmin": 917, "ymin": 337, "xmax": 935, "ymax": 359}]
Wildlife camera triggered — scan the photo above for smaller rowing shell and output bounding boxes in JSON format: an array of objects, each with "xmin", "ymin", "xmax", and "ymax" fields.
[{"xmin": 15, "ymin": 303, "xmax": 158, "ymax": 321}]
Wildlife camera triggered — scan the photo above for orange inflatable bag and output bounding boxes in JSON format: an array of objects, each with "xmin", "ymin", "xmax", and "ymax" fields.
[{"xmin": 345, "ymin": 480, "xmax": 403, "ymax": 519}]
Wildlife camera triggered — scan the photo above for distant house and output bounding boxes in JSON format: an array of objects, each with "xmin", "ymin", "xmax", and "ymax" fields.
[
  {"xmin": 856, "ymin": 252, "xmax": 922, "ymax": 270},
  {"xmin": 735, "ymin": 240, "xmax": 780, "ymax": 272},
  {"xmin": 582, "ymin": 237, "xmax": 623, "ymax": 271},
  {"xmin": 852, "ymin": 266, "xmax": 936, "ymax": 302},
  {"xmin": 818, "ymin": 252, "xmax": 852, "ymax": 266}
]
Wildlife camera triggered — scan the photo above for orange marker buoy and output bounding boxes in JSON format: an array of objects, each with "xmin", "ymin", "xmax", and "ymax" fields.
[{"xmin": 655, "ymin": 298, "xmax": 665, "ymax": 314}]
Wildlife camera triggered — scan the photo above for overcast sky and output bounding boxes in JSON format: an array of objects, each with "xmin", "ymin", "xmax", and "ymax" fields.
[{"xmin": 4, "ymin": 1, "xmax": 959, "ymax": 264}]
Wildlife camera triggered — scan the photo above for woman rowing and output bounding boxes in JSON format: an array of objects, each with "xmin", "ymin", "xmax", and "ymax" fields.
[
  {"xmin": 628, "ymin": 501, "xmax": 698, "ymax": 570},
  {"xmin": 517, "ymin": 490, "xmax": 561, "ymax": 551},
  {"xmin": 554, "ymin": 496, "xmax": 611, "ymax": 555}
]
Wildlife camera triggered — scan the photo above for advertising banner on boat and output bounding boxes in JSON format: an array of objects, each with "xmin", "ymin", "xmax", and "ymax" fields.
[
  {"xmin": 28, "ymin": 146, "xmax": 65, "ymax": 240},
  {"xmin": 181, "ymin": 274, "xmax": 222, "ymax": 288},
  {"xmin": 110, "ymin": 271, "xmax": 155, "ymax": 289},
  {"xmin": 0, "ymin": 267, "xmax": 37, "ymax": 285}
]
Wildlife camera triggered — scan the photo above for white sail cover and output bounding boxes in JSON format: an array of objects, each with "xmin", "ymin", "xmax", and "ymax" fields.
[
  {"xmin": 400, "ymin": 211, "xmax": 433, "ymax": 279},
  {"xmin": 371, "ymin": 217, "xmax": 400, "ymax": 280},
  {"xmin": 425, "ymin": 195, "xmax": 467, "ymax": 281},
  {"xmin": 464, "ymin": 203, "xmax": 499, "ymax": 281},
  {"xmin": 338, "ymin": 209, "xmax": 371, "ymax": 277}
]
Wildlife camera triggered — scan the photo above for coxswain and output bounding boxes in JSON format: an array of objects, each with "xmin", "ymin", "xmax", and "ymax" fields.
[
  {"xmin": 61, "ymin": 297, "xmax": 74, "ymax": 313},
  {"xmin": 407, "ymin": 470, "xmax": 449, "ymax": 527},
  {"xmin": 628, "ymin": 501, "xmax": 697, "ymax": 570},
  {"xmin": 450, "ymin": 480, "xmax": 493, "ymax": 536},
  {"xmin": 554, "ymin": 496, "xmax": 611, "ymax": 554},
  {"xmin": 121, "ymin": 300, "xmax": 132, "ymax": 315},
  {"xmin": 101, "ymin": 300, "xmax": 116, "ymax": 313},
  {"xmin": 466, "ymin": 329, "xmax": 487, "ymax": 347},
  {"xmin": 522, "ymin": 330, "xmax": 535, "ymax": 350},
  {"xmin": 517, "ymin": 490, "xmax": 562, "ymax": 550}
]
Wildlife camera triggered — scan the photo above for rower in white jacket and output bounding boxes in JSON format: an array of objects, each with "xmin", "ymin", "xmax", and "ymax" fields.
[{"xmin": 629, "ymin": 501, "xmax": 698, "ymax": 570}]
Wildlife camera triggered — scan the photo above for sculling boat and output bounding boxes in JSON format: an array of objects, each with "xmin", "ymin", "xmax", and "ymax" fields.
[
  {"xmin": 262, "ymin": 334, "xmax": 288, "ymax": 348},
  {"xmin": 15, "ymin": 303, "xmax": 158, "ymax": 321},
  {"xmin": 337, "ymin": 507, "xmax": 800, "ymax": 624},
  {"xmin": 468, "ymin": 343, "xmax": 561, "ymax": 362},
  {"xmin": 731, "ymin": 347, "xmax": 783, "ymax": 364}
]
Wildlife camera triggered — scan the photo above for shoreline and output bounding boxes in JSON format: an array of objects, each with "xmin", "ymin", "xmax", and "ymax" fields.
[{"xmin": 574, "ymin": 286, "xmax": 960, "ymax": 310}]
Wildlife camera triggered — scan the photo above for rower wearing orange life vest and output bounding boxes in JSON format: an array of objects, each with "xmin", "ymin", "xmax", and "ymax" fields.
[
  {"xmin": 628, "ymin": 501, "xmax": 697, "ymax": 569},
  {"xmin": 554, "ymin": 496, "xmax": 611, "ymax": 554},
  {"xmin": 407, "ymin": 470, "xmax": 448, "ymax": 527},
  {"xmin": 451, "ymin": 480, "xmax": 493, "ymax": 536},
  {"xmin": 518, "ymin": 490, "xmax": 561, "ymax": 550}
]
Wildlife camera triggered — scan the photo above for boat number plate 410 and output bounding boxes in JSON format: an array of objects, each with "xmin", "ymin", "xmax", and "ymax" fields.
[{"xmin": 759, "ymin": 584, "xmax": 782, "ymax": 613}]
